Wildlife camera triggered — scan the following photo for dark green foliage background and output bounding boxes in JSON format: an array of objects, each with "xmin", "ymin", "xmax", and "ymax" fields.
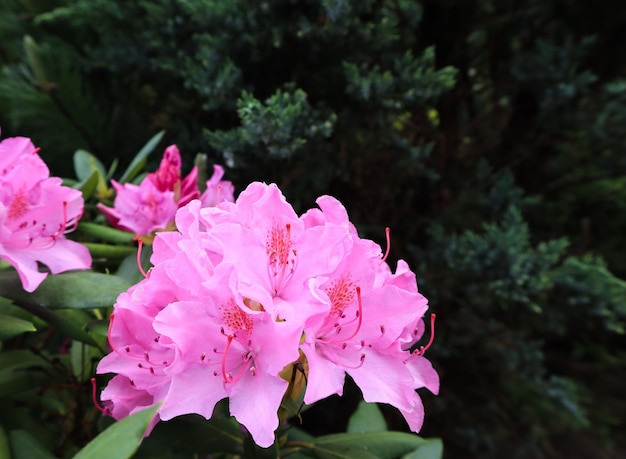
[{"xmin": 1, "ymin": 0, "xmax": 625, "ymax": 458}]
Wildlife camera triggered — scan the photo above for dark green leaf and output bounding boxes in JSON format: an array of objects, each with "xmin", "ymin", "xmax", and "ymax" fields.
[
  {"xmin": 85, "ymin": 319, "xmax": 109, "ymax": 338},
  {"xmin": 401, "ymin": 439, "xmax": 443, "ymax": 459},
  {"xmin": 0, "ymin": 425, "xmax": 10, "ymax": 459},
  {"xmin": 9, "ymin": 430, "xmax": 56, "ymax": 459},
  {"xmin": 244, "ymin": 434, "xmax": 279, "ymax": 458},
  {"xmin": 72, "ymin": 404, "xmax": 160, "ymax": 459},
  {"xmin": 118, "ymin": 130, "xmax": 165, "ymax": 184},
  {"xmin": 0, "ymin": 350, "xmax": 52, "ymax": 397},
  {"xmin": 136, "ymin": 415, "xmax": 243, "ymax": 457},
  {"xmin": 78, "ymin": 222, "xmax": 135, "ymax": 244},
  {"xmin": 303, "ymin": 432, "xmax": 429, "ymax": 459},
  {"xmin": 84, "ymin": 243, "xmax": 137, "ymax": 259},
  {"xmin": 115, "ymin": 245, "xmax": 152, "ymax": 285},
  {"xmin": 70, "ymin": 341, "xmax": 101, "ymax": 383},
  {"xmin": 0, "ymin": 270, "xmax": 131, "ymax": 310},
  {"xmin": 0, "ymin": 313, "xmax": 36, "ymax": 340},
  {"xmin": 12, "ymin": 304, "xmax": 98, "ymax": 347},
  {"xmin": 107, "ymin": 157, "xmax": 119, "ymax": 179},
  {"xmin": 347, "ymin": 402, "xmax": 387, "ymax": 433}
]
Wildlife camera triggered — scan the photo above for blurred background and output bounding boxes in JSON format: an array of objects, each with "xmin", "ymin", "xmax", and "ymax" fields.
[{"xmin": 1, "ymin": 1, "xmax": 625, "ymax": 457}]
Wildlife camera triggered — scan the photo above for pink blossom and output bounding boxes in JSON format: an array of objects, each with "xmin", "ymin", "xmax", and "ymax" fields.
[
  {"xmin": 97, "ymin": 145, "xmax": 234, "ymax": 237},
  {"xmin": 298, "ymin": 195, "xmax": 436, "ymax": 432},
  {"xmin": 199, "ymin": 183, "xmax": 349, "ymax": 324},
  {"xmin": 200, "ymin": 164, "xmax": 235, "ymax": 207},
  {"xmin": 99, "ymin": 200, "xmax": 302, "ymax": 447},
  {"xmin": 0, "ymin": 137, "xmax": 91, "ymax": 292},
  {"xmin": 97, "ymin": 182, "xmax": 437, "ymax": 446},
  {"xmin": 147, "ymin": 145, "xmax": 199, "ymax": 207},
  {"xmin": 99, "ymin": 179, "xmax": 179, "ymax": 236}
]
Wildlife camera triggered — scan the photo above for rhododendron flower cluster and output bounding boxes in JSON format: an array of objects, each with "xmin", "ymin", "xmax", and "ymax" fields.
[
  {"xmin": 97, "ymin": 182, "xmax": 438, "ymax": 447},
  {"xmin": 97, "ymin": 145, "xmax": 234, "ymax": 237},
  {"xmin": 0, "ymin": 137, "xmax": 91, "ymax": 292}
]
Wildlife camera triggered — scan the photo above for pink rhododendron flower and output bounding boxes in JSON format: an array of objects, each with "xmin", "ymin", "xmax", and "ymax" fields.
[
  {"xmin": 298, "ymin": 195, "xmax": 437, "ymax": 430},
  {"xmin": 147, "ymin": 145, "xmax": 199, "ymax": 207},
  {"xmin": 98, "ymin": 182, "xmax": 437, "ymax": 447},
  {"xmin": 97, "ymin": 145, "xmax": 234, "ymax": 236},
  {"xmin": 200, "ymin": 164, "xmax": 235, "ymax": 207},
  {"xmin": 0, "ymin": 137, "xmax": 91, "ymax": 292}
]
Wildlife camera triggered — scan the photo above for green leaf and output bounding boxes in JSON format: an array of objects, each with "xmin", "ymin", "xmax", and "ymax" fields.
[
  {"xmin": 0, "ymin": 270, "xmax": 131, "ymax": 309},
  {"xmin": 85, "ymin": 319, "xmax": 109, "ymax": 338},
  {"xmin": 73, "ymin": 169, "xmax": 100, "ymax": 200},
  {"xmin": 9, "ymin": 430, "xmax": 56, "ymax": 459},
  {"xmin": 347, "ymin": 402, "xmax": 387, "ymax": 433},
  {"xmin": 107, "ymin": 157, "xmax": 119, "ymax": 179},
  {"xmin": 73, "ymin": 149, "xmax": 107, "ymax": 182},
  {"xmin": 0, "ymin": 425, "xmax": 10, "ymax": 459},
  {"xmin": 73, "ymin": 404, "xmax": 160, "ymax": 459},
  {"xmin": 118, "ymin": 130, "xmax": 165, "ymax": 184},
  {"xmin": 136, "ymin": 415, "xmax": 243, "ymax": 457},
  {"xmin": 302, "ymin": 432, "xmax": 430, "ymax": 459},
  {"xmin": 84, "ymin": 243, "xmax": 138, "ymax": 259},
  {"xmin": 401, "ymin": 439, "xmax": 443, "ymax": 459},
  {"xmin": 78, "ymin": 222, "xmax": 135, "ymax": 244},
  {"xmin": 115, "ymin": 245, "xmax": 152, "ymax": 285},
  {"xmin": 70, "ymin": 341, "xmax": 101, "ymax": 383},
  {"xmin": 0, "ymin": 350, "xmax": 52, "ymax": 398},
  {"xmin": 244, "ymin": 434, "xmax": 279, "ymax": 458},
  {"xmin": 0, "ymin": 314, "xmax": 36, "ymax": 340},
  {"xmin": 12, "ymin": 304, "xmax": 99, "ymax": 348}
]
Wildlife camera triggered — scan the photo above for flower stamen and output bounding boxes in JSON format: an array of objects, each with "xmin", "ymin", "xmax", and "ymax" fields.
[
  {"xmin": 134, "ymin": 237, "xmax": 149, "ymax": 279},
  {"xmin": 415, "ymin": 313, "xmax": 436, "ymax": 356},
  {"xmin": 90, "ymin": 377, "xmax": 109, "ymax": 414},
  {"xmin": 382, "ymin": 227, "xmax": 391, "ymax": 262}
]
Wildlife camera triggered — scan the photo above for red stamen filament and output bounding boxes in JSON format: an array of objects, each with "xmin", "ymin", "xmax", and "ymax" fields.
[
  {"xmin": 135, "ymin": 238, "xmax": 149, "ymax": 279},
  {"xmin": 382, "ymin": 227, "xmax": 391, "ymax": 262},
  {"xmin": 107, "ymin": 314, "xmax": 143, "ymax": 362},
  {"xmin": 221, "ymin": 335, "xmax": 234, "ymax": 382},
  {"xmin": 107, "ymin": 314, "xmax": 163, "ymax": 369},
  {"xmin": 217, "ymin": 183, "xmax": 222, "ymax": 204},
  {"xmin": 416, "ymin": 313, "xmax": 437, "ymax": 356},
  {"xmin": 228, "ymin": 353, "xmax": 252, "ymax": 385},
  {"xmin": 337, "ymin": 353, "xmax": 366, "ymax": 370},
  {"xmin": 220, "ymin": 334, "xmax": 255, "ymax": 385},
  {"xmin": 341, "ymin": 286, "xmax": 363, "ymax": 342},
  {"xmin": 51, "ymin": 202, "xmax": 68, "ymax": 239},
  {"xmin": 90, "ymin": 377, "xmax": 108, "ymax": 414}
]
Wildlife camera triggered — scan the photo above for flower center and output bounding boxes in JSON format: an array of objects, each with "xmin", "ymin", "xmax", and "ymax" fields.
[
  {"xmin": 7, "ymin": 189, "xmax": 29, "ymax": 220},
  {"xmin": 216, "ymin": 299, "xmax": 257, "ymax": 385},
  {"xmin": 221, "ymin": 299, "xmax": 253, "ymax": 333},
  {"xmin": 266, "ymin": 223, "xmax": 297, "ymax": 295},
  {"xmin": 325, "ymin": 275, "xmax": 355, "ymax": 316},
  {"xmin": 318, "ymin": 282, "xmax": 363, "ymax": 347}
]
